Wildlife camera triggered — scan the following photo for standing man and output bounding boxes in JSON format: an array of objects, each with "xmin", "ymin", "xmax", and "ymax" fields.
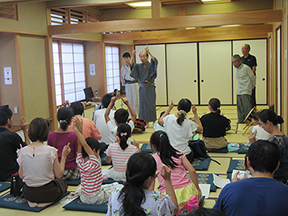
[
  {"xmin": 130, "ymin": 45, "xmax": 158, "ymax": 124},
  {"xmin": 120, "ymin": 52, "xmax": 139, "ymax": 116},
  {"xmin": 233, "ymin": 54, "xmax": 256, "ymax": 123},
  {"xmin": 241, "ymin": 44, "xmax": 257, "ymax": 107}
]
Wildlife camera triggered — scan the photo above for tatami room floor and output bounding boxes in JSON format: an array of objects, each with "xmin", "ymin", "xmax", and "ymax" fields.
[{"xmin": 0, "ymin": 105, "xmax": 268, "ymax": 216}]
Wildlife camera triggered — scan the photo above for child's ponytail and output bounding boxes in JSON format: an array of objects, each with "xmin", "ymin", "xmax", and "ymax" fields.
[
  {"xmin": 177, "ymin": 98, "xmax": 192, "ymax": 126},
  {"xmin": 150, "ymin": 131, "xmax": 182, "ymax": 169},
  {"xmin": 117, "ymin": 123, "xmax": 131, "ymax": 150}
]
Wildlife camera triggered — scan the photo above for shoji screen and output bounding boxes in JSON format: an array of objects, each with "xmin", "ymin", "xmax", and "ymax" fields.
[
  {"xmin": 233, "ymin": 39, "xmax": 267, "ymax": 105},
  {"xmin": 135, "ymin": 44, "xmax": 167, "ymax": 105},
  {"xmin": 199, "ymin": 41, "xmax": 232, "ymax": 105},
  {"xmin": 166, "ymin": 43, "xmax": 198, "ymax": 105}
]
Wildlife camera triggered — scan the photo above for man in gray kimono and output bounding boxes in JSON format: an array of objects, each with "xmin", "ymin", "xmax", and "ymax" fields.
[
  {"xmin": 121, "ymin": 52, "xmax": 139, "ymax": 115},
  {"xmin": 130, "ymin": 46, "xmax": 158, "ymax": 124}
]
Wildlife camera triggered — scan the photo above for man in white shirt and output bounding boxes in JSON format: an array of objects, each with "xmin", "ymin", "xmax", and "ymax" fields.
[{"xmin": 233, "ymin": 54, "xmax": 256, "ymax": 123}]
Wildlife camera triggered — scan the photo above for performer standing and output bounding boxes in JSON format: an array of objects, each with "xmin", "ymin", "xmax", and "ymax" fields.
[
  {"xmin": 120, "ymin": 52, "xmax": 139, "ymax": 115},
  {"xmin": 130, "ymin": 45, "xmax": 158, "ymax": 124}
]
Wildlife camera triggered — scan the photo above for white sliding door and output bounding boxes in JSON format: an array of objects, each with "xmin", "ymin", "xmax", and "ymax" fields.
[
  {"xmin": 166, "ymin": 43, "xmax": 198, "ymax": 105},
  {"xmin": 199, "ymin": 41, "xmax": 232, "ymax": 105},
  {"xmin": 233, "ymin": 39, "xmax": 267, "ymax": 105},
  {"xmin": 135, "ymin": 44, "xmax": 167, "ymax": 105}
]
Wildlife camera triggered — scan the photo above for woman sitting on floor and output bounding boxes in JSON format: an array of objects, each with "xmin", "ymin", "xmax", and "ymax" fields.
[
  {"xmin": 17, "ymin": 118, "xmax": 69, "ymax": 207},
  {"xmin": 200, "ymin": 98, "xmax": 231, "ymax": 149}
]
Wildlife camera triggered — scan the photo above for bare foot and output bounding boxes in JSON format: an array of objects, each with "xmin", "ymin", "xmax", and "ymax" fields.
[
  {"xmin": 37, "ymin": 202, "xmax": 52, "ymax": 207},
  {"xmin": 28, "ymin": 201, "xmax": 37, "ymax": 208}
]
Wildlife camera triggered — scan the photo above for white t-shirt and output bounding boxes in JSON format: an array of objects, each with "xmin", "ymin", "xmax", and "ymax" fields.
[
  {"xmin": 163, "ymin": 114, "xmax": 198, "ymax": 155},
  {"xmin": 252, "ymin": 124, "xmax": 271, "ymax": 140},
  {"xmin": 107, "ymin": 120, "xmax": 135, "ymax": 143},
  {"xmin": 17, "ymin": 145, "xmax": 57, "ymax": 187},
  {"xmin": 93, "ymin": 108, "xmax": 116, "ymax": 144}
]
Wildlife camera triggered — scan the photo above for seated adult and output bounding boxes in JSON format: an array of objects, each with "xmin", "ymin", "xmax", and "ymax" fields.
[
  {"xmin": 68, "ymin": 102, "xmax": 101, "ymax": 140},
  {"xmin": 249, "ymin": 109, "xmax": 288, "ymax": 183},
  {"xmin": 93, "ymin": 94, "xmax": 116, "ymax": 155},
  {"xmin": 213, "ymin": 140, "xmax": 288, "ymax": 216},
  {"xmin": 18, "ymin": 118, "xmax": 69, "ymax": 207},
  {"xmin": 0, "ymin": 106, "xmax": 28, "ymax": 181},
  {"xmin": 200, "ymin": 98, "xmax": 231, "ymax": 149}
]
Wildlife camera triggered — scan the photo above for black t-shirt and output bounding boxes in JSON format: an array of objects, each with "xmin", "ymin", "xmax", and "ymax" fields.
[
  {"xmin": 241, "ymin": 54, "xmax": 257, "ymax": 70},
  {"xmin": 200, "ymin": 112, "xmax": 231, "ymax": 138},
  {"xmin": 0, "ymin": 127, "xmax": 26, "ymax": 181}
]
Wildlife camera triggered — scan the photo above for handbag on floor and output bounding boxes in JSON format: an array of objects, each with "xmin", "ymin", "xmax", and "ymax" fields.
[{"xmin": 10, "ymin": 172, "xmax": 23, "ymax": 197}]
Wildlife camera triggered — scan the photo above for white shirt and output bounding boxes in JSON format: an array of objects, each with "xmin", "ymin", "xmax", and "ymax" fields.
[
  {"xmin": 93, "ymin": 108, "xmax": 116, "ymax": 144},
  {"xmin": 252, "ymin": 124, "xmax": 271, "ymax": 140},
  {"xmin": 107, "ymin": 120, "xmax": 135, "ymax": 143},
  {"xmin": 163, "ymin": 114, "xmax": 198, "ymax": 155}
]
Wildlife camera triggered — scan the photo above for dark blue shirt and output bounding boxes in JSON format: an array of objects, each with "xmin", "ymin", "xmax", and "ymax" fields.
[
  {"xmin": 241, "ymin": 54, "xmax": 257, "ymax": 70},
  {"xmin": 214, "ymin": 178, "xmax": 288, "ymax": 216}
]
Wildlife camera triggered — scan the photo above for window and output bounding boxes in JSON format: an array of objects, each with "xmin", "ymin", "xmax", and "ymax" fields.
[
  {"xmin": 105, "ymin": 46, "xmax": 120, "ymax": 93},
  {"xmin": 52, "ymin": 41, "xmax": 86, "ymax": 106},
  {"xmin": 0, "ymin": 4, "xmax": 17, "ymax": 20}
]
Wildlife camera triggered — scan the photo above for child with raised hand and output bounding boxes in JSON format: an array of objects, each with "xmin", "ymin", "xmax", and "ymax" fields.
[
  {"xmin": 150, "ymin": 131, "xmax": 201, "ymax": 208},
  {"xmin": 158, "ymin": 99, "xmax": 202, "ymax": 162},
  {"xmin": 104, "ymin": 123, "xmax": 139, "ymax": 181},
  {"xmin": 107, "ymin": 152, "xmax": 178, "ymax": 216},
  {"xmin": 48, "ymin": 107, "xmax": 79, "ymax": 181},
  {"xmin": 73, "ymin": 118, "xmax": 113, "ymax": 205},
  {"xmin": 104, "ymin": 96, "xmax": 136, "ymax": 143}
]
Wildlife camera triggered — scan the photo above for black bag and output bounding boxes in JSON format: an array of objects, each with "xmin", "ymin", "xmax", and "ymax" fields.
[
  {"xmin": 10, "ymin": 172, "xmax": 23, "ymax": 197},
  {"xmin": 188, "ymin": 140, "xmax": 221, "ymax": 165}
]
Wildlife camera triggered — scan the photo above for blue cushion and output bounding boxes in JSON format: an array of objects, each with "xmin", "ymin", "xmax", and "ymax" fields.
[
  {"xmin": 65, "ymin": 179, "xmax": 81, "ymax": 186},
  {"xmin": 227, "ymin": 143, "xmax": 240, "ymax": 152},
  {"xmin": 227, "ymin": 159, "xmax": 245, "ymax": 173},
  {"xmin": 238, "ymin": 144, "xmax": 249, "ymax": 154},
  {"xmin": 0, "ymin": 192, "xmax": 70, "ymax": 212},
  {"xmin": 141, "ymin": 143, "xmax": 154, "ymax": 153},
  {"xmin": 63, "ymin": 197, "xmax": 107, "ymax": 213},
  {"xmin": 0, "ymin": 182, "xmax": 10, "ymax": 192},
  {"xmin": 197, "ymin": 173, "xmax": 217, "ymax": 192},
  {"xmin": 102, "ymin": 179, "xmax": 124, "ymax": 185},
  {"xmin": 207, "ymin": 147, "xmax": 228, "ymax": 153},
  {"xmin": 192, "ymin": 158, "xmax": 211, "ymax": 171}
]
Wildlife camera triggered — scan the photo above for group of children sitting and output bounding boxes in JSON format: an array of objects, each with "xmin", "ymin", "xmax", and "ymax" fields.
[{"xmin": 15, "ymin": 94, "xmax": 288, "ymax": 215}]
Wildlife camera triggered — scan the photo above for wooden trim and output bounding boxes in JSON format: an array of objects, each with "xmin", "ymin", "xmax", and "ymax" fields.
[
  {"xmin": 48, "ymin": 10, "xmax": 282, "ymax": 35},
  {"xmin": 0, "ymin": 28, "xmax": 48, "ymax": 37},
  {"xmin": 152, "ymin": 0, "xmax": 161, "ymax": 19},
  {"xmin": 103, "ymin": 24, "xmax": 273, "ymax": 41},
  {"xmin": 97, "ymin": 42, "xmax": 106, "ymax": 96},
  {"xmin": 134, "ymin": 33, "xmax": 269, "ymax": 44},
  {"xmin": 14, "ymin": 34, "xmax": 25, "ymax": 118},
  {"xmin": 52, "ymin": 35, "xmax": 102, "ymax": 42},
  {"xmin": 179, "ymin": 5, "xmax": 185, "ymax": 16},
  {"xmin": 45, "ymin": 36, "xmax": 58, "ymax": 131}
]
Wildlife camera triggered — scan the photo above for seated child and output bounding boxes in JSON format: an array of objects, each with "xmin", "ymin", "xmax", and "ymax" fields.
[
  {"xmin": 48, "ymin": 107, "xmax": 79, "ymax": 180},
  {"xmin": 247, "ymin": 112, "xmax": 271, "ymax": 146},
  {"xmin": 105, "ymin": 123, "xmax": 139, "ymax": 181},
  {"xmin": 150, "ymin": 131, "xmax": 201, "ymax": 208},
  {"xmin": 18, "ymin": 118, "xmax": 69, "ymax": 207},
  {"xmin": 107, "ymin": 152, "xmax": 178, "ymax": 215},
  {"xmin": 105, "ymin": 97, "xmax": 136, "ymax": 143},
  {"xmin": 154, "ymin": 111, "xmax": 165, "ymax": 132},
  {"xmin": 200, "ymin": 98, "xmax": 231, "ymax": 149},
  {"xmin": 72, "ymin": 118, "xmax": 116, "ymax": 204}
]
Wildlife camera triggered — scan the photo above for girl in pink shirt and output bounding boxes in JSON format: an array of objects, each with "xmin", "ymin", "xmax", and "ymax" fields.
[
  {"xmin": 150, "ymin": 131, "xmax": 201, "ymax": 209},
  {"xmin": 105, "ymin": 123, "xmax": 139, "ymax": 181}
]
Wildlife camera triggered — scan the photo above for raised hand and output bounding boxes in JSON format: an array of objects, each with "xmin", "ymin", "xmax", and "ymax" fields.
[
  {"xmin": 62, "ymin": 142, "xmax": 71, "ymax": 157},
  {"xmin": 122, "ymin": 97, "xmax": 129, "ymax": 105},
  {"xmin": 72, "ymin": 117, "xmax": 83, "ymax": 133},
  {"xmin": 248, "ymin": 130, "xmax": 257, "ymax": 144},
  {"xmin": 133, "ymin": 139, "xmax": 139, "ymax": 149},
  {"xmin": 132, "ymin": 50, "xmax": 136, "ymax": 56},
  {"xmin": 20, "ymin": 116, "xmax": 28, "ymax": 130},
  {"xmin": 144, "ymin": 44, "xmax": 149, "ymax": 54},
  {"xmin": 160, "ymin": 164, "xmax": 171, "ymax": 181},
  {"xmin": 169, "ymin": 100, "xmax": 174, "ymax": 110},
  {"xmin": 192, "ymin": 105, "xmax": 197, "ymax": 115}
]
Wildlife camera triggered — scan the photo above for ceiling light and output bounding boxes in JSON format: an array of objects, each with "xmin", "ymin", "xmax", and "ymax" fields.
[
  {"xmin": 201, "ymin": 0, "xmax": 231, "ymax": 4},
  {"xmin": 126, "ymin": 1, "xmax": 151, "ymax": 8}
]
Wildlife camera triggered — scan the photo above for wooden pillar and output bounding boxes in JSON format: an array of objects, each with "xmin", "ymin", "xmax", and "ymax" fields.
[
  {"xmin": 97, "ymin": 42, "xmax": 106, "ymax": 97},
  {"xmin": 151, "ymin": 0, "xmax": 161, "ymax": 19}
]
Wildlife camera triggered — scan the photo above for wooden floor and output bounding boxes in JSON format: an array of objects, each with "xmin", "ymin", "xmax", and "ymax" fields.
[{"xmin": 0, "ymin": 105, "xmax": 268, "ymax": 216}]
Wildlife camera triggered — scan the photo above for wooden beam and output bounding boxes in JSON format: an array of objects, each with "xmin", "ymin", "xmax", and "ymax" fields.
[
  {"xmin": 179, "ymin": 5, "xmax": 186, "ymax": 16},
  {"xmin": 152, "ymin": 0, "xmax": 161, "ymax": 18},
  {"xmin": 103, "ymin": 24, "xmax": 273, "ymax": 41},
  {"xmin": 48, "ymin": 10, "xmax": 282, "ymax": 35},
  {"xmin": 134, "ymin": 32, "xmax": 270, "ymax": 44},
  {"xmin": 47, "ymin": 0, "xmax": 141, "ymax": 8}
]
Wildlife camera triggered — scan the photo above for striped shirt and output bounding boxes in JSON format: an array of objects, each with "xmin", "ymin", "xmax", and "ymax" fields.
[
  {"xmin": 76, "ymin": 153, "xmax": 102, "ymax": 195},
  {"xmin": 106, "ymin": 143, "xmax": 139, "ymax": 172}
]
